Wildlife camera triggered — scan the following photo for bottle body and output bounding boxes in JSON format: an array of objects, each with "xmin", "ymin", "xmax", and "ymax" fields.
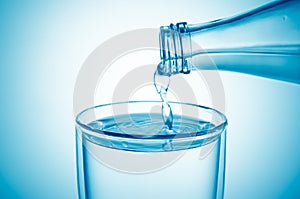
[{"xmin": 158, "ymin": 0, "xmax": 300, "ymax": 84}]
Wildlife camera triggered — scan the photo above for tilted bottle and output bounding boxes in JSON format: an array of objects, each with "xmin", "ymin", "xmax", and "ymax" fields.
[{"xmin": 157, "ymin": 0, "xmax": 300, "ymax": 84}]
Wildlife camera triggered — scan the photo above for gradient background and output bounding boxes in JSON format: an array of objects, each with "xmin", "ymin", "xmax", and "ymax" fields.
[{"xmin": 1, "ymin": 0, "xmax": 300, "ymax": 198}]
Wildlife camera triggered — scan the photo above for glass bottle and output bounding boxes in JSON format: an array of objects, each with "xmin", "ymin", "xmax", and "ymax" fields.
[{"xmin": 157, "ymin": 0, "xmax": 300, "ymax": 84}]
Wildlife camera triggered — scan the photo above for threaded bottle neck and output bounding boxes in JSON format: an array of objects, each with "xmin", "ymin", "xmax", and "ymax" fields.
[{"xmin": 158, "ymin": 22, "xmax": 192, "ymax": 76}]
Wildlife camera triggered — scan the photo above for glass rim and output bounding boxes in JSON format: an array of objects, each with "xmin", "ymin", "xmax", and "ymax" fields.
[{"xmin": 76, "ymin": 100, "xmax": 227, "ymax": 141}]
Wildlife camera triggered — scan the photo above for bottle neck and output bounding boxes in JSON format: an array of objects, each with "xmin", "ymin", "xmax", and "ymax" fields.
[{"xmin": 158, "ymin": 22, "xmax": 192, "ymax": 75}]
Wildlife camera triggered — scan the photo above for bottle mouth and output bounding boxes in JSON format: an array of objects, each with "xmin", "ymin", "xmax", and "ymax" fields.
[{"xmin": 158, "ymin": 22, "xmax": 192, "ymax": 76}]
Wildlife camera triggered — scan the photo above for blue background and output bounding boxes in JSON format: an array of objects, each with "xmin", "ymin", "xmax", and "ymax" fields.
[{"xmin": 1, "ymin": 0, "xmax": 300, "ymax": 198}]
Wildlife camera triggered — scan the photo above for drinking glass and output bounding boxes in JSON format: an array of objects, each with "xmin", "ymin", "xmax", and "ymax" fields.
[{"xmin": 76, "ymin": 101, "xmax": 227, "ymax": 199}]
